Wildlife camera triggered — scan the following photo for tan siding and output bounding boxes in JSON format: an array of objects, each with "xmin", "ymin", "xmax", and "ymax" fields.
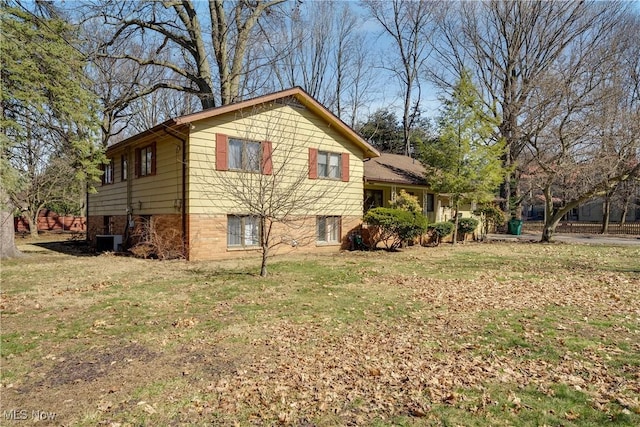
[
  {"xmin": 90, "ymin": 134, "xmax": 183, "ymax": 217},
  {"xmin": 89, "ymin": 149, "xmax": 128, "ymax": 216},
  {"xmin": 187, "ymin": 103, "xmax": 364, "ymax": 218}
]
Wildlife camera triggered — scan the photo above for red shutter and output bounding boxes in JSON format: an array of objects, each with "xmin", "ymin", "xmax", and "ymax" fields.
[
  {"xmin": 341, "ymin": 153, "xmax": 349, "ymax": 182},
  {"xmin": 150, "ymin": 142, "xmax": 157, "ymax": 175},
  {"xmin": 309, "ymin": 148, "xmax": 318, "ymax": 179},
  {"xmin": 134, "ymin": 147, "xmax": 141, "ymax": 178},
  {"xmin": 216, "ymin": 134, "xmax": 228, "ymax": 171},
  {"xmin": 262, "ymin": 141, "xmax": 273, "ymax": 175}
]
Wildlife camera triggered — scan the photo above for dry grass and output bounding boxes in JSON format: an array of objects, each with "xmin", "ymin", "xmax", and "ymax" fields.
[{"xmin": 1, "ymin": 235, "xmax": 639, "ymax": 426}]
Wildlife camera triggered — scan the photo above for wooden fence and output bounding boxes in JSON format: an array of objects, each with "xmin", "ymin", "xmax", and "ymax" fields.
[
  {"xmin": 14, "ymin": 210, "xmax": 86, "ymax": 233},
  {"xmin": 523, "ymin": 221, "xmax": 640, "ymax": 235}
]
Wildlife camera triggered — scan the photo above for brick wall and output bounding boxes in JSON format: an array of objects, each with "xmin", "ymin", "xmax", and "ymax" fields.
[
  {"xmin": 88, "ymin": 214, "xmax": 184, "ymax": 256},
  {"xmin": 89, "ymin": 213, "xmax": 362, "ymax": 259},
  {"xmin": 188, "ymin": 214, "xmax": 363, "ymax": 261}
]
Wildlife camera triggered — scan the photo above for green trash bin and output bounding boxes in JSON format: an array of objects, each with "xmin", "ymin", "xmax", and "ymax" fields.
[{"xmin": 508, "ymin": 219, "xmax": 523, "ymax": 235}]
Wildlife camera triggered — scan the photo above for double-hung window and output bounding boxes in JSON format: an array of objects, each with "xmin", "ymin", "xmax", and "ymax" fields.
[
  {"xmin": 227, "ymin": 215, "xmax": 260, "ymax": 248},
  {"xmin": 140, "ymin": 146, "xmax": 153, "ymax": 176},
  {"xmin": 317, "ymin": 216, "xmax": 341, "ymax": 244},
  {"xmin": 121, "ymin": 155, "xmax": 128, "ymax": 181},
  {"xmin": 229, "ymin": 138, "xmax": 261, "ymax": 172},
  {"xmin": 317, "ymin": 151, "xmax": 341, "ymax": 179},
  {"xmin": 135, "ymin": 142, "xmax": 156, "ymax": 177},
  {"xmin": 102, "ymin": 159, "xmax": 114, "ymax": 185}
]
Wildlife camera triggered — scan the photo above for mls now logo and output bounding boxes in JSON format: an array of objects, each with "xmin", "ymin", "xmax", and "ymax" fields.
[{"xmin": 3, "ymin": 409, "xmax": 57, "ymax": 421}]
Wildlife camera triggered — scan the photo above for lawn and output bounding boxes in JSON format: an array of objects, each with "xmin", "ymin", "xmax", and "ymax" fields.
[{"xmin": 1, "ymin": 236, "xmax": 639, "ymax": 426}]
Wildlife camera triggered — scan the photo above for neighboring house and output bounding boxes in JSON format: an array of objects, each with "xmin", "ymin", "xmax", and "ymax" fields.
[
  {"xmin": 577, "ymin": 197, "xmax": 640, "ymax": 223},
  {"xmin": 523, "ymin": 195, "xmax": 640, "ymax": 223},
  {"xmin": 88, "ymin": 87, "xmax": 380, "ymax": 260},
  {"xmin": 363, "ymin": 153, "xmax": 475, "ymax": 223}
]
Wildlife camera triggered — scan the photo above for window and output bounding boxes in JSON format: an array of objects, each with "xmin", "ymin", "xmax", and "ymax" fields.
[
  {"xmin": 216, "ymin": 134, "xmax": 272, "ymax": 174},
  {"xmin": 121, "ymin": 155, "xmax": 128, "ymax": 181},
  {"xmin": 135, "ymin": 143, "xmax": 156, "ymax": 177},
  {"xmin": 309, "ymin": 149, "xmax": 348, "ymax": 181},
  {"xmin": 229, "ymin": 138, "xmax": 261, "ymax": 172},
  {"xmin": 318, "ymin": 151, "xmax": 341, "ymax": 179},
  {"xmin": 140, "ymin": 146, "xmax": 153, "ymax": 176},
  {"xmin": 103, "ymin": 216, "xmax": 112, "ymax": 234},
  {"xmin": 227, "ymin": 215, "xmax": 260, "ymax": 247},
  {"xmin": 317, "ymin": 216, "xmax": 341, "ymax": 243},
  {"xmin": 364, "ymin": 189, "xmax": 383, "ymax": 212},
  {"xmin": 102, "ymin": 159, "xmax": 114, "ymax": 185},
  {"xmin": 425, "ymin": 193, "xmax": 435, "ymax": 213}
]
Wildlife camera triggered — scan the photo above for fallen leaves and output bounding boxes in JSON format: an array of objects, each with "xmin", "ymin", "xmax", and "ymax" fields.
[
  {"xmin": 3, "ymin": 243, "xmax": 639, "ymax": 425},
  {"xmin": 186, "ymin": 267, "xmax": 640, "ymax": 424}
]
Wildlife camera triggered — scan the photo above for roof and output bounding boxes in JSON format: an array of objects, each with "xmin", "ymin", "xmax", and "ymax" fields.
[
  {"xmin": 107, "ymin": 87, "xmax": 380, "ymax": 158},
  {"xmin": 364, "ymin": 153, "xmax": 428, "ymax": 186}
]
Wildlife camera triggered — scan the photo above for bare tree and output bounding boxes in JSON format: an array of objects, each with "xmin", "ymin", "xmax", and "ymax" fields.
[
  {"xmin": 521, "ymin": 16, "xmax": 640, "ymax": 242},
  {"xmin": 127, "ymin": 88, "xmax": 200, "ymax": 135},
  {"xmin": 266, "ymin": 1, "xmax": 376, "ymax": 126},
  {"xmin": 363, "ymin": 0, "xmax": 438, "ymax": 155},
  {"xmin": 432, "ymin": 1, "xmax": 628, "ymax": 218},
  {"xmin": 91, "ymin": 0, "xmax": 287, "ymax": 111}
]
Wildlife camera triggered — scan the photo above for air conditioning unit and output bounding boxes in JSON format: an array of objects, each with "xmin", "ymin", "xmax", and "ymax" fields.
[{"xmin": 96, "ymin": 235, "xmax": 123, "ymax": 252}]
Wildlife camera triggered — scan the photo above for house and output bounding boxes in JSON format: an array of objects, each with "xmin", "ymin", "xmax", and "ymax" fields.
[
  {"xmin": 363, "ymin": 153, "xmax": 474, "ymax": 223},
  {"xmin": 88, "ymin": 87, "xmax": 380, "ymax": 260}
]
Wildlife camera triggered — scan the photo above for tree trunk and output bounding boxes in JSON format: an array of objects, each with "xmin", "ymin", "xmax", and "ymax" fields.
[
  {"xmin": 601, "ymin": 195, "xmax": 611, "ymax": 234},
  {"xmin": 541, "ymin": 185, "xmax": 557, "ymax": 243},
  {"xmin": 260, "ymin": 245, "xmax": 268, "ymax": 277},
  {"xmin": 1, "ymin": 197, "xmax": 21, "ymax": 259},
  {"xmin": 619, "ymin": 196, "xmax": 630, "ymax": 226},
  {"xmin": 452, "ymin": 198, "xmax": 460, "ymax": 245},
  {"xmin": 260, "ymin": 217, "xmax": 270, "ymax": 277},
  {"xmin": 541, "ymin": 220, "xmax": 559, "ymax": 243},
  {"xmin": 499, "ymin": 147, "xmax": 512, "ymax": 217},
  {"xmin": 26, "ymin": 211, "xmax": 39, "ymax": 239}
]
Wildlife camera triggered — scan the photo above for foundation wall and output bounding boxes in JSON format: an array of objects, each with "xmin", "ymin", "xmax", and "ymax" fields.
[
  {"xmin": 188, "ymin": 214, "xmax": 362, "ymax": 261},
  {"xmin": 89, "ymin": 213, "xmax": 361, "ymax": 260}
]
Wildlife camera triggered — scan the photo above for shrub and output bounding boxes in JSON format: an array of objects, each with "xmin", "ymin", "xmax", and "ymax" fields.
[
  {"xmin": 427, "ymin": 221, "xmax": 455, "ymax": 246},
  {"xmin": 389, "ymin": 190, "xmax": 421, "ymax": 213},
  {"xmin": 129, "ymin": 217, "xmax": 185, "ymax": 260},
  {"xmin": 474, "ymin": 203, "xmax": 506, "ymax": 236},
  {"xmin": 364, "ymin": 207, "xmax": 428, "ymax": 250},
  {"xmin": 457, "ymin": 217, "xmax": 479, "ymax": 235}
]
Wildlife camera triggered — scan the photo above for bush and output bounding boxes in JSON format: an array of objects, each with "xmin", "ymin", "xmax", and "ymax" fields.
[
  {"xmin": 474, "ymin": 203, "xmax": 506, "ymax": 236},
  {"xmin": 427, "ymin": 221, "xmax": 455, "ymax": 246},
  {"xmin": 364, "ymin": 207, "xmax": 428, "ymax": 250},
  {"xmin": 457, "ymin": 217, "xmax": 479, "ymax": 235},
  {"xmin": 389, "ymin": 190, "xmax": 421, "ymax": 213}
]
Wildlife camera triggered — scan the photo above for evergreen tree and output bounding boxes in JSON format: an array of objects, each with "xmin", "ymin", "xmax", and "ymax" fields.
[
  {"xmin": 420, "ymin": 70, "xmax": 506, "ymax": 244},
  {"xmin": 357, "ymin": 108, "xmax": 404, "ymax": 154},
  {"xmin": 1, "ymin": 2, "xmax": 104, "ymax": 244}
]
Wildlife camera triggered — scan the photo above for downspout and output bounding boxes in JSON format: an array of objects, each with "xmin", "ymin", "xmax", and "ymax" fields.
[{"xmin": 163, "ymin": 128, "xmax": 188, "ymax": 259}]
